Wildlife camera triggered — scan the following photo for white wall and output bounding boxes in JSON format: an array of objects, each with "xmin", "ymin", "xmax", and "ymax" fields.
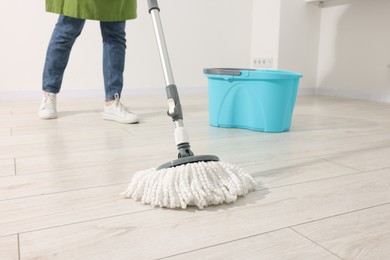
[
  {"xmin": 250, "ymin": 0, "xmax": 321, "ymax": 91},
  {"xmin": 251, "ymin": 0, "xmax": 281, "ymax": 69},
  {"xmin": 278, "ymin": 0, "xmax": 321, "ymax": 90},
  {"xmin": 251, "ymin": 0, "xmax": 390, "ymax": 101},
  {"xmin": 0, "ymin": 0, "xmax": 252, "ymax": 95},
  {"xmin": 316, "ymin": 0, "xmax": 390, "ymax": 102}
]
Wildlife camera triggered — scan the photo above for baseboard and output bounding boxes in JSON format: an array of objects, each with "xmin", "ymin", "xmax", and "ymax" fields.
[
  {"xmin": 316, "ymin": 88, "xmax": 390, "ymax": 103},
  {"xmin": 2, "ymin": 86, "xmax": 389, "ymax": 104},
  {"xmin": 297, "ymin": 87, "xmax": 316, "ymax": 96}
]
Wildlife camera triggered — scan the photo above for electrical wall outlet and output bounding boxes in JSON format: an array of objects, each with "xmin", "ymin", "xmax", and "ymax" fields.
[{"xmin": 253, "ymin": 57, "xmax": 273, "ymax": 68}]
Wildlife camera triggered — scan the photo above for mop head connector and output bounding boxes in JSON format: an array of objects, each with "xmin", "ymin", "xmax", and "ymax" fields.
[{"xmin": 123, "ymin": 159, "xmax": 257, "ymax": 209}]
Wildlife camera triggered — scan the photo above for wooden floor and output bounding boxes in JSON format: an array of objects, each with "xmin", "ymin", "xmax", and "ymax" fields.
[{"xmin": 1, "ymin": 93, "xmax": 390, "ymax": 260}]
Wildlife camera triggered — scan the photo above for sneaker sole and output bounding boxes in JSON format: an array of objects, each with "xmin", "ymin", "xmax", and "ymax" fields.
[
  {"xmin": 38, "ymin": 113, "xmax": 57, "ymax": 119},
  {"xmin": 102, "ymin": 114, "xmax": 139, "ymax": 124}
]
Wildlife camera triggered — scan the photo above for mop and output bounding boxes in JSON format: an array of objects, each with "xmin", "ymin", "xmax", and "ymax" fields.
[{"xmin": 123, "ymin": 0, "xmax": 257, "ymax": 209}]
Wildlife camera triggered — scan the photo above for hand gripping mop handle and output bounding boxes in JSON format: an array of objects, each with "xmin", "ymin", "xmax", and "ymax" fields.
[{"xmin": 148, "ymin": 0, "xmax": 193, "ymax": 158}]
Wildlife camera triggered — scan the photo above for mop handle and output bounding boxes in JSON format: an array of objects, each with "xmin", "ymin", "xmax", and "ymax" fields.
[
  {"xmin": 148, "ymin": 0, "xmax": 174, "ymax": 87},
  {"xmin": 148, "ymin": 0, "xmax": 160, "ymax": 13},
  {"xmin": 148, "ymin": 0, "xmax": 193, "ymax": 158},
  {"xmin": 148, "ymin": 0, "xmax": 184, "ymax": 122}
]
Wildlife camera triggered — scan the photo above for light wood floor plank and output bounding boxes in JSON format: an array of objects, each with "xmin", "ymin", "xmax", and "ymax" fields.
[
  {"xmin": 13, "ymin": 122, "xmax": 387, "ymax": 176},
  {"xmin": 18, "ymin": 168, "xmax": 390, "ymax": 259},
  {"xmin": 0, "ymin": 159, "xmax": 14, "ymax": 177},
  {"xmin": 293, "ymin": 204, "xmax": 390, "ymax": 260},
  {"xmin": 0, "ymin": 128, "xmax": 131, "ymax": 150},
  {"xmin": 164, "ymin": 228, "xmax": 340, "ymax": 260},
  {"xmin": 6, "ymin": 128, "xmax": 390, "ymax": 163},
  {"xmin": 14, "ymin": 146, "xmax": 171, "ymax": 175},
  {"xmin": 4, "ymin": 152, "xmax": 359, "ymax": 201},
  {"xmin": 0, "ymin": 184, "xmax": 148, "ymax": 237},
  {"xmin": 322, "ymin": 146, "xmax": 390, "ymax": 172},
  {"xmin": 20, "ymin": 124, "xmax": 389, "ymax": 167},
  {"xmin": 0, "ymin": 235, "xmax": 18, "ymax": 260},
  {"xmin": 0, "ymin": 130, "xmax": 148, "ymax": 160},
  {"xmin": 0, "ymin": 128, "xmax": 11, "ymax": 137},
  {"xmin": 216, "ymin": 132, "xmax": 390, "ymax": 171},
  {"xmin": 0, "ymin": 162, "xmax": 148, "ymax": 201},
  {"xmin": 245, "ymin": 157, "xmax": 358, "ymax": 188}
]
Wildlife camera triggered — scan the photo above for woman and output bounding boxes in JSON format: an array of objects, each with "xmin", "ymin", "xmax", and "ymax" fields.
[{"xmin": 39, "ymin": 0, "xmax": 139, "ymax": 124}]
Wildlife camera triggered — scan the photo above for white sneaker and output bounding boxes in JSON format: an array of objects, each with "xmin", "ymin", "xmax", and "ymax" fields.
[
  {"xmin": 102, "ymin": 94, "xmax": 139, "ymax": 124},
  {"xmin": 38, "ymin": 92, "xmax": 57, "ymax": 119}
]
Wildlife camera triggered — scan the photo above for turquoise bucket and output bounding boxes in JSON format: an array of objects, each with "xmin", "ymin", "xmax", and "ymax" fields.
[{"xmin": 204, "ymin": 68, "xmax": 302, "ymax": 133}]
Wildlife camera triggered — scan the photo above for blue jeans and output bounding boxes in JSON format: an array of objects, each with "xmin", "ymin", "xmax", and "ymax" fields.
[{"xmin": 42, "ymin": 15, "xmax": 127, "ymax": 100}]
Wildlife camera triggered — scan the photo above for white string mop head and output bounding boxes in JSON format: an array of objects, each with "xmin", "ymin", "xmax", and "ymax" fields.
[{"xmin": 123, "ymin": 161, "xmax": 257, "ymax": 209}]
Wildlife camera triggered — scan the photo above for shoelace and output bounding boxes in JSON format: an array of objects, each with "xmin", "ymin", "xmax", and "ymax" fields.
[
  {"xmin": 44, "ymin": 93, "xmax": 56, "ymax": 108},
  {"xmin": 113, "ymin": 93, "xmax": 129, "ymax": 117}
]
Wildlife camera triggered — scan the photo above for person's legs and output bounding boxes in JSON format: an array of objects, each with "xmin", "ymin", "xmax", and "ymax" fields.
[
  {"xmin": 42, "ymin": 15, "xmax": 86, "ymax": 94},
  {"xmin": 100, "ymin": 21, "xmax": 126, "ymax": 101},
  {"xmin": 100, "ymin": 21, "xmax": 139, "ymax": 124},
  {"xmin": 39, "ymin": 15, "xmax": 85, "ymax": 119}
]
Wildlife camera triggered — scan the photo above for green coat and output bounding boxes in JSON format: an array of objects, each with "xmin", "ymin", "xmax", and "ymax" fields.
[{"xmin": 46, "ymin": 0, "xmax": 137, "ymax": 22}]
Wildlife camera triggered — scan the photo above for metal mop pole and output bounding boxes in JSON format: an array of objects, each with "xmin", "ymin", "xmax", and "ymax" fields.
[{"xmin": 147, "ymin": 0, "xmax": 219, "ymax": 168}]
